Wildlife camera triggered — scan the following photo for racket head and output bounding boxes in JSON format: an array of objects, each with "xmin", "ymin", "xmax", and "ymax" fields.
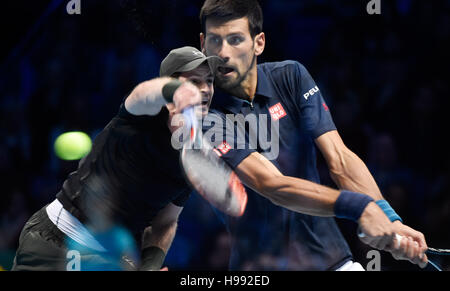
[{"xmin": 180, "ymin": 138, "xmax": 247, "ymax": 217}]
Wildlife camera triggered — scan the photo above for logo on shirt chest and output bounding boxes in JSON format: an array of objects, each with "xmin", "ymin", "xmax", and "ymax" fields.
[
  {"xmin": 268, "ymin": 103, "xmax": 287, "ymax": 121},
  {"xmin": 213, "ymin": 141, "xmax": 232, "ymax": 157}
]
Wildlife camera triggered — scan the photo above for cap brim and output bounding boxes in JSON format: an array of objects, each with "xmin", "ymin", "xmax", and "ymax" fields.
[
  {"xmin": 176, "ymin": 56, "xmax": 224, "ymax": 75},
  {"xmin": 204, "ymin": 56, "xmax": 223, "ymax": 74}
]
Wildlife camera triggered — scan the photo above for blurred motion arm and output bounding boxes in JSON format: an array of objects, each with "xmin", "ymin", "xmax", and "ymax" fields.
[
  {"xmin": 124, "ymin": 77, "xmax": 174, "ymax": 116},
  {"xmin": 139, "ymin": 202, "xmax": 183, "ymax": 271}
]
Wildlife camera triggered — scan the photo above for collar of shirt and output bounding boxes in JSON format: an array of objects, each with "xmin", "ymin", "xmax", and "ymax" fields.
[{"xmin": 213, "ymin": 66, "xmax": 276, "ymax": 114}]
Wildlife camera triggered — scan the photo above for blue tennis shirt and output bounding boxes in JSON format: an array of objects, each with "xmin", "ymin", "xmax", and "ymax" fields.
[{"xmin": 203, "ymin": 61, "xmax": 353, "ymax": 270}]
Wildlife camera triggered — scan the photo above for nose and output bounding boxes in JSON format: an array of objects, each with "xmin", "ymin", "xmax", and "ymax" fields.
[
  {"xmin": 217, "ymin": 42, "xmax": 231, "ymax": 63},
  {"xmin": 200, "ymin": 83, "xmax": 211, "ymax": 97},
  {"xmin": 195, "ymin": 80, "xmax": 208, "ymax": 94}
]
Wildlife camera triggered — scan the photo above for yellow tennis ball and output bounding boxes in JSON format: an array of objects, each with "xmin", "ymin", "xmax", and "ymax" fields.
[{"xmin": 54, "ymin": 131, "xmax": 92, "ymax": 161}]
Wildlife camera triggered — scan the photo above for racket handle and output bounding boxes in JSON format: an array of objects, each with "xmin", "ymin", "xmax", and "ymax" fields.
[{"xmin": 357, "ymin": 230, "xmax": 403, "ymax": 248}]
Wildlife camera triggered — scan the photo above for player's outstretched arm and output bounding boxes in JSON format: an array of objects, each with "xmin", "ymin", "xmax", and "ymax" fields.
[
  {"xmin": 125, "ymin": 77, "xmax": 202, "ymax": 117},
  {"xmin": 138, "ymin": 203, "xmax": 183, "ymax": 271},
  {"xmin": 314, "ymin": 130, "xmax": 427, "ymax": 267},
  {"xmin": 236, "ymin": 152, "xmax": 376, "ymax": 217}
]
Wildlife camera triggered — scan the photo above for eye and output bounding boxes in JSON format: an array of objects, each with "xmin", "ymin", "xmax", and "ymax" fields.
[
  {"xmin": 207, "ymin": 35, "xmax": 221, "ymax": 46},
  {"xmin": 190, "ymin": 78, "xmax": 201, "ymax": 85},
  {"xmin": 228, "ymin": 36, "xmax": 244, "ymax": 46}
]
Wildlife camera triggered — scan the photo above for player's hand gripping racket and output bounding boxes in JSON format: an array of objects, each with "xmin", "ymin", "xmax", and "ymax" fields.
[
  {"xmin": 358, "ymin": 231, "xmax": 450, "ymax": 271},
  {"xmin": 179, "ymin": 107, "xmax": 248, "ymax": 217}
]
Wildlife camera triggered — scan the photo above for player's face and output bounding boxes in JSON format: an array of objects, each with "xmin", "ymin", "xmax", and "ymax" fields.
[
  {"xmin": 201, "ymin": 17, "xmax": 265, "ymax": 92},
  {"xmin": 178, "ymin": 64, "xmax": 215, "ymax": 116}
]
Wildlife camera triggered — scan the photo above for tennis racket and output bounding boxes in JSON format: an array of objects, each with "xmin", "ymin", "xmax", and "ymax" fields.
[{"xmin": 179, "ymin": 107, "xmax": 248, "ymax": 217}]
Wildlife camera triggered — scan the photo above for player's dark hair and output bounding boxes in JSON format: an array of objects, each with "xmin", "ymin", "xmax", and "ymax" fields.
[{"xmin": 200, "ymin": 0, "xmax": 263, "ymax": 38}]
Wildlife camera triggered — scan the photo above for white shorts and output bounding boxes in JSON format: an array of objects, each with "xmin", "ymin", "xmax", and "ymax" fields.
[
  {"xmin": 46, "ymin": 199, "xmax": 106, "ymax": 252},
  {"xmin": 335, "ymin": 260, "xmax": 365, "ymax": 271}
]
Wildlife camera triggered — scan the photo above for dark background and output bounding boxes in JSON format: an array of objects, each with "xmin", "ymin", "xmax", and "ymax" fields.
[{"xmin": 0, "ymin": 0, "xmax": 449, "ymax": 271}]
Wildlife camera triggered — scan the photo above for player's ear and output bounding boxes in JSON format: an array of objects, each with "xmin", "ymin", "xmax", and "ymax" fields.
[
  {"xmin": 200, "ymin": 33, "xmax": 206, "ymax": 53},
  {"xmin": 254, "ymin": 32, "xmax": 265, "ymax": 57}
]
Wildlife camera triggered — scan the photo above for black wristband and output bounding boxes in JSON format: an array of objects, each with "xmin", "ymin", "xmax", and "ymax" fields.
[
  {"xmin": 139, "ymin": 246, "xmax": 166, "ymax": 271},
  {"xmin": 162, "ymin": 79, "xmax": 183, "ymax": 103},
  {"xmin": 334, "ymin": 190, "xmax": 374, "ymax": 222}
]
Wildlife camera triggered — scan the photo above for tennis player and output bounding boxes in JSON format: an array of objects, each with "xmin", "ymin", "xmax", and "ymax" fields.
[
  {"xmin": 199, "ymin": 0, "xmax": 428, "ymax": 270},
  {"xmin": 12, "ymin": 47, "xmax": 219, "ymax": 271}
]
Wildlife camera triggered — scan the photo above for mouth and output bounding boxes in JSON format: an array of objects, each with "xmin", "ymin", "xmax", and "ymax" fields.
[
  {"xmin": 200, "ymin": 98, "xmax": 210, "ymax": 111},
  {"xmin": 201, "ymin": 97, "xmax": 210, "ymax": 106},
  {"xmin": 217, "ymin": 66, "xmax": 235, "ymax": 77}
]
